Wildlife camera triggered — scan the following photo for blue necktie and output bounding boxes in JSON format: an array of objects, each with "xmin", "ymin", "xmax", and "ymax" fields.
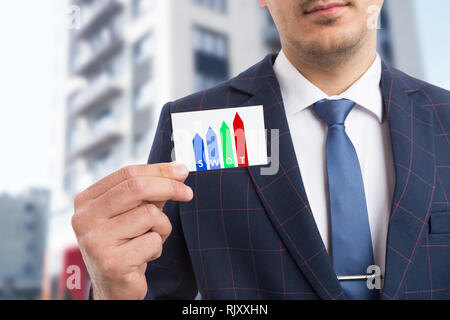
[{"xmin": 313, "ymin": 99, "xmax": 378, "ymax": 300}]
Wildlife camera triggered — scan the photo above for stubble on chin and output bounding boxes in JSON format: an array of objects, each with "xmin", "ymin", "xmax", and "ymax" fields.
[
  {"xmin": 288, "ymin": 24, "xmax": 369, "ymax": 70},
  {"xmin": 289, "ymin": 0, "xmax": 368, "ymax": 68}
]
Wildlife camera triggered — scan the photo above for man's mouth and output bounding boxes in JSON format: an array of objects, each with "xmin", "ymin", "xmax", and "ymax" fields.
[{"xmin": 304, "ymin": 1, "xmax": 350, "ymax": 16}]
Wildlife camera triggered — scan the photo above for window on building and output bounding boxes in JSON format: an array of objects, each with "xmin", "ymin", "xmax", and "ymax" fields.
[
  {"xmin": 24, "ymin": 222, "xmax": 36, "ymax": 232},
  {"xmin": 132, "ymin": 33, "xmax": 155, "ymax": 110},
  {"xmin": 195, "ymin": 73, "xmax": 226, "ymax": 92},
  {"xmin": 377, "ymin": 7, "xmax": 393, "ymax": 64},
  {"xmin": 193, "ymin": 26, "xmax": 229, "ymax": 91},
  {"xmin": 79, "ymin": 13, "xmax": 122, "ymax": 65},
  {"xmin": 263, "ymin": 8, "xmax": 281, "ymax": 52},
  {"xmin": 25, "ymin": 203, "xmax": 36, "ymax": 213},
  {"xmin": 64, "ymin": 171, "xmax": 74, "ymax": 193},
  {"xmin": 67, "ymin": 120, "xmax": 78, "ymax": 153},
  {"xmin": 133, "ymin": 0, "xmax": 155, "ymax": 17},
  {"xmin": 23, "ymin": 263, "xmax": 35, "ymax": 276},
  {"xmin": 26, "ymin": 243, "xmax": 36, "ymax": 253},
  {"xmin": 133, "ymin": 131, "xmax": 152, "ymax": 158},
  {"xmin": 133, "ymin": 81, "xmax": 155, "ymax": 110},
  {"xmin": 194, "ymin": 27, "xmax": 227, "ymax": 59},
  {"xmin": 88, "ymin": 149, "xmax": 115, "ymax": 181},
  {"xmin": 89, "ymin": 106, "xmax": 112, "ymax": 127},
  {"xmin": 67, "ymin": 91, "xmax": 80, "ymax": 116},
  {"xmin": 133, "ymin": 33, "xmax": 154, "ymax": 66},
  {"xmin": 193, "ymin": 0, "xmax": 227, "ymax": 13},
  {"xmin": 88, "ymin": 105, "xmax": 116, "ymax": 137},
  {"xmin": 86, "ymin": 54, "xmax": 123, "ymax": 88}
]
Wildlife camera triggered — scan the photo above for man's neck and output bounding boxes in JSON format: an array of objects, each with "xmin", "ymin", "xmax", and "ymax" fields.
[{"xmin": 281, "ymin": 35, "xmax": 378, "ymax": 96}]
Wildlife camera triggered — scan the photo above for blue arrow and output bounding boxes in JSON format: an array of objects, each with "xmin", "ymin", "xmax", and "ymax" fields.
[
  {"xmin": 206, "ymin": 127, "xmax": 221, "ymax": 170},
  {"xmin": 193, "ymin": 133, "xmax": 207, "ymax": 171}
]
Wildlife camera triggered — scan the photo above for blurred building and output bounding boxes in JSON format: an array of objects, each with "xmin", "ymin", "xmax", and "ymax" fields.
[
  {"xmin": 378, "ymin": 0, "xmax": 424, "ymax": 79},
  {"xmin": 0, "ymin": 189, "xmax": 49, "ymax": 300},
  {"xmin": 47, "ymin": 0, "xmax": 279, "ymax": 299}
]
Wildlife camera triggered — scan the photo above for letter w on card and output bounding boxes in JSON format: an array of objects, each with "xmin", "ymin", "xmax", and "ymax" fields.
[{"xmin": 171, "ymin": 106, "xmax": 268, "ymax": 172}]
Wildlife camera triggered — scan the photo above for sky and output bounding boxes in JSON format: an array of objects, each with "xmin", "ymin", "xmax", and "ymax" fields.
[
  {"xmin": 0, "ymin": 0, "xmax": 449, "ymax": 195},
  {"xmin": 0, "ymin": 0, "xmax": 59, "ymax": 195}
]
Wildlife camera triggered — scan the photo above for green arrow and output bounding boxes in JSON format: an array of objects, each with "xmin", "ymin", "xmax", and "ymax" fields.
[{"xmin": 220, "ymin": 121, "xmax": 235, "ymax": 168}]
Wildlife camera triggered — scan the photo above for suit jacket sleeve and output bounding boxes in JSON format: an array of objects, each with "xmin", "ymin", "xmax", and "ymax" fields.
[{"xmin": 144, "ymin": 101, "xmax": 198, "ymax": 300}]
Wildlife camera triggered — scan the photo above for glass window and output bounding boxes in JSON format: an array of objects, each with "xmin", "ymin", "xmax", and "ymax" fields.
[
  {"xmin": 377, "ymin": 7, "xmax": 393, "ymax": 64},
  {"xmin": 133, "ymin": 33, "xmax": 154, "ymax": 65},
  {"xmin": 133, "ymin": 81, "xmax": 155, "ymax": 110},
  {"xmin": 193, "ymin": 0, "xmax": 227, "ymax": 13},
  {"xmin": 25, "ymin": 203, "xmax": 36, "ymax": 213},
  {"xmin": 88, "ymin": 105, "xmax": 116, "ymax": 136},
  {"xmin": 82, "ymin": 13, "xmax": 122, "ymax": 58},
  {"xmin": 134, "ymin": 131, "xmax": 152, "ymax": 158},
  {"xmin": 193, "ymin": 26, "xmax": 229, "ymax": 91},
  {"xmin": 193, "ymin": 27, "xmax": 228, "ymax": 59},
  {"xmin": 64, "ymin": 171, "xmax": 74, "ymax": 193},
  {"xmin": 88, "ymin": 149, "xmax": 116, "ymax": 181},
  {"xmin": 195, "ymin": 73, "xmax": 227, "ymax": 92},
  {"xmin": 24, "ymin": 222, "xmax": 36, "ymax": 232},
  {"xmin": 26, "ymin": 243, "xmax": 36, "ymax": 253},
  {"xmin": 215, "ymin": 36, "xmax": 227, "ymax": 58},
  {"xmin": 23, "ymin": 263, "xmax": 35, "ymax": 276},
  {"xmin": 90, "ymin": 106, "xmax": 112, "ymax": 125},
  {"xmin": 133, "ymin": 0, "xmax": 155, "ymax": 17}
]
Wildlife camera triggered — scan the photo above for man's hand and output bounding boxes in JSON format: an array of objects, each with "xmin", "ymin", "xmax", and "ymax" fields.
[{"xmin": 71, "ymin": 162, "xmax": 193, "ymax": 300}]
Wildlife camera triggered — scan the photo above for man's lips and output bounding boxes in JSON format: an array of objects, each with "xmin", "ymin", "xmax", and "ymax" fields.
[{"xmin": 304, "ymin": 2, "xmax": 349, "ymax": 16}]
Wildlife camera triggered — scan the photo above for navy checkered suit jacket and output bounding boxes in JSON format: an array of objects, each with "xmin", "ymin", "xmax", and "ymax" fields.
[{"xmin": 146, "ymin": 53, "xmax": 450, "ymax": 300}]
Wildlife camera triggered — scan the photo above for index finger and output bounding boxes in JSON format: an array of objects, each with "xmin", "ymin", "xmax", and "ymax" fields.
[{"xmin": 76, "ymin": 162, "xmax": 189, "ymax": 203}]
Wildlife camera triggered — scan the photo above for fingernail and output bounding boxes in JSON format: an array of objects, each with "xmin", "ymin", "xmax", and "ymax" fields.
[
  {"xmin": 172, "ymin": 163, "xmax": 188, "ymax": 178},
  {"xmin": 185, "ymin": 186, "xmax": 193, "ymax": 199}
]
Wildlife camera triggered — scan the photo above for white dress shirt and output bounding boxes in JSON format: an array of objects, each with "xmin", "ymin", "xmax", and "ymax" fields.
[{"xmin": 273, "ymin": 49, "xmax": 395, "ymax": 276}]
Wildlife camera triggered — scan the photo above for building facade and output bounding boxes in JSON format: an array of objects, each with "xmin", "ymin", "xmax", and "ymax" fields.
[
  {"xmin": 0, "ymin": 189, "xmax": 49, "ymax": 300},
  {"xmin": 379, "ymin": 0, "xmax": 424, "ymax": 79}
]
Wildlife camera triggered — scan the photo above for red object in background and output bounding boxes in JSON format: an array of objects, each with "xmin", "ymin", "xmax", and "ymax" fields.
[{"xmin": 58, "ymin": 246, "xmax": 90, "ymax": 300}]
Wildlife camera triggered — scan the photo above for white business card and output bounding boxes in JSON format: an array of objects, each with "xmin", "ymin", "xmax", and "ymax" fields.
[{"xmin": 171, "ymin": 106, "xmax": 268, "ymax": 172}]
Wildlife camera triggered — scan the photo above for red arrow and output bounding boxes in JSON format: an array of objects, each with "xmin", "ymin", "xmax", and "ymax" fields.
[{"xmin": 233, "ymin": 112, "xmax": 249, "ymax": 167}]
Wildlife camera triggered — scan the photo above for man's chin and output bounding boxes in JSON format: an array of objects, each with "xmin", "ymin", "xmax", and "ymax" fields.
[
  {"xmin": 298, "ymin": 34, "xmax": 364, "ymax": 59},
  {"xmin": 300, "ymin": 21, "xmax": 364, "ymax": 50}
]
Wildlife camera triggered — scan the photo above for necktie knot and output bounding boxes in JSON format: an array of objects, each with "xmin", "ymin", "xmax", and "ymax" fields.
[{"xmin": 313, "ymin": 99, "xmax": 356, "ymax": 127}]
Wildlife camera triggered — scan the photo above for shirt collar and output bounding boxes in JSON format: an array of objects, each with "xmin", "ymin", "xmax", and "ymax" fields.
[{"xmin": 273, "ymin": 49, "xmax": 384, "ymax": 123}]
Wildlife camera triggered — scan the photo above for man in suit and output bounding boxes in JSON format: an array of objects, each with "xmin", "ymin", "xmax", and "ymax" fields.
[{"xmin": 72, "ymin": 0, "xmax": 450, "ymax": 300}]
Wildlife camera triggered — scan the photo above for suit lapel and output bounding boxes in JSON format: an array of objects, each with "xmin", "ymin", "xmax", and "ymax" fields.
[
  {"xmin": 230, "ymin": 54, "xmax": 345, "ymax": 300},
  {"xmin": 380, "ymin": 63, "xmax": 436, "ymax": 299}
]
